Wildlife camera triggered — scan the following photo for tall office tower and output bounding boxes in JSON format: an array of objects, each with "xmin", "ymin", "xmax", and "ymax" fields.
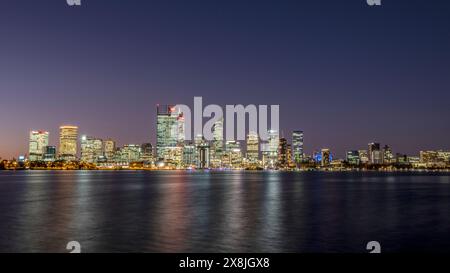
[
  {"xmin": 59, "ymin": 125, "xmax": 78, "ymax": 161},
  {"xmin": 267, "ymin": 129, "xmax": 279, "ymax": 168},
  {"xmin": 358, "ymin": 150, "xmax": 369, "ymax": 164},
  {"xmin": 140, "ymin": 143, "xmax": 153, "ymax": 162},
  {"xmin": 383, "ymin": 145, "xmax": 394, "ymax": 164},
  {"xmin": 223, "ymin": 141, "xmax": 242, "ymax": 169},
  {"xmin": 103, "ymin": 139, "xmax": 116, "ymax": 162},
  {"xmin": 156, "ymin": 105, "xmax": 178, "ymax": 162},
  {"xmin": 292, "ymin": 130, "xmax": 304, "ymax": 165},
  {"xmin": 197, "ymin": 142, "xmax": 210, "ymax": 169},
  {"xmin": 182, "ymin": 142, "xmax": 196, "ymax": 167},
  {"xmin": 246, "ymin": 131, "xmax": 259, "ymax": 162},
  {"xmin": 210, "ymin": 118, "xmax": 224, "ymax": 167},
  {"xmin": 346, "ymin": 150, "xmax": 360, "ymax": 165},
  {"xmin": 43, "ymin": 146, "xmax": 57, "ymax": 162},
  {"xmin": 368, "ymin": 142, "xmax": 382, "ymax": 164},
  {"xmin": 321, "ymin": 148, "xmax": 331, "ymax": 167},
  {"xmin": 177, "ymin": 112, "xmax": 185, "ymax": 145},
  {"xmin": 80, "ymin": 136, "xmax": 103, "ymax": 163},
  {"xmin": 277, "ymin": 137, "xmax": 289, "ymax": 169},
  {"xmin": 260, "ymin": 142, "xmax": 270, "ymax": 169},
  {"xmin": 28, "ymin": 130, "xmax": 49, "ymax": 161}
]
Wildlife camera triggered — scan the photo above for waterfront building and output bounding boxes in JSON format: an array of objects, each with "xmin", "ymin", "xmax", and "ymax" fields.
[
  {"xmin": 420, "ymin": 150, "xmax": 449, "ymax": 167},
  {"xmin": 182, "ymin": 143, "xmax": 197, "ymax": 167},
  {"xmin": 59, "ymin": 125, "xmax": 78, "ymax": 161},
  {"xmin": 103, "ymin": 139, "xmax": 116, "ymax": 162},
  {"xmin": 321, "ymin": 148, "xmax": 331, "ymax": 167},
  {"xmin": 292, "ymin": 130, "xmax": 304, "ymax": 165},
  {"xmin": 223, "ymin": 141, "xmax": 242, "ymax": 169},
  {"xmin": 260, "ymin": 142, "xmax": 270, "ymax": 169},
  {"xmin": 197, "ymin": 142, "xmax": 210, "ymax": 169},
  {"xmin": 368, "ymin": 143, "xmax": 383, "ymax": 164},
  {"xmin": 246, "ymin": 131, "xmax": 259, "ymax": 163},
  {"xmin": 43, "ymin": 146, "xmax": 57, "ymax": 162},
  {"xmin": 396, "ymin": 153, "xmax": 409, "ymax": 165},
  {"xmin": 80, "ymin": 136, "xmax": 103, "ymax": 163},
  {"xmin": 346, "ymin": 150, "xmax": 360, "ymax": 165},
  {"xmin": 28, "ymin": 130, "xmax": 49, "ymax": 161},
  {"xmin": 156, "ymin": 105, "xmax": 179, "ymax": 162},
  {"xmin": 277, "ymin": 137, "xmax": 289, "ymax": 169},
  {"xmin": 210, "ymin": 117, "xmax": 224, "ymax": 168},
  {"xmin": 267, "ymin": 129, "xmax": 279, "ymax": 169},
  {"xmin": 118, "ymin": 144, "xmax": 141, "ymax": 164},
  {"xmin": 140, "ymin": 143, "xmax": 153, "ymax": 162},
  {"xmin": 383, "ymin": 145, "xmax": 394, "ymax": 164},
  {"xmin": 437, "ymin": 150, "xmax": 450, "ymax": 163},
  {"xmin": 358, "ymin": 150, "xmax": 369, "ymax": 164}
]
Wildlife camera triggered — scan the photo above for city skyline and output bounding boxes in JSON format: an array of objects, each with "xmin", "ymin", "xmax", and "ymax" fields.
[
  {"xmin": 1, "ymin": 1, "xmax": 450, "ymax": 159},
  {"xmin": 1, "ymin": 100, "xmax": 450, "ymax": 160}
]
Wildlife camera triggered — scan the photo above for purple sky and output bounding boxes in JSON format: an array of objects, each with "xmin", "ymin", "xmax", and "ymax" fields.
[{"xmin": 1, "ymin": 0, "xmax": 450, "ymax": 159}]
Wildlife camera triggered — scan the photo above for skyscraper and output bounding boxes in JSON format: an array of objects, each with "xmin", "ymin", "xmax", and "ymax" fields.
[
  {"xmin": 156, "ymin": 105, "xmax": 179, "ymax": 162},
  {"xmin": 210, "ymin": 117, "xmax": 224, "ymax": 167},
  {"xmin": 267, "ymin": 129, "xmax": 279, "ymax": 168},
  {"xmin": 358, "ymin": 150, "xmax": 369, "ymax": 164},
  {"xmin": 368, "ymin": 142, "xmax": 382, "ymax": 164},
  {"xmin": 59, "ymin": 125, "xmax": 78, "ymax": 161},
  {"xmin": 292, "ymin": 130, "xmax": 304, "ymax": 165},
  {"xmin": 28, "ymin": 130, "xmax": 49, "ymax": 161},
  {"xmin": 223, "ymin": 141, "xmax": 242, "ymax": 169},
  {"xmin": 246, "ymin": 131, "xmax": 259, "ymax": 162},
  {"xmin": 383, "ymin": 145, "xmax": 394, "ymax": 164},
  {"xmin": 277, "ymin": 137, "xmax": 289, "ymax": 169},
  {"xmin": 103, "ymin": 139, "xmax": 116, "ymax": 162},
  {"xmin": 197, "ymin": 142, "xmax": 210, "ymax": 169},
  {"xmin": 321, "ymin": 148, "xmax": 331, "ymax": 167}
]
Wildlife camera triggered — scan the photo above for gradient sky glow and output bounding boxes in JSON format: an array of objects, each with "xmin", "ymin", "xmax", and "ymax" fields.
[{"xmin": 1, "ymin": 0, "xmax": 450, "ymax": 159}]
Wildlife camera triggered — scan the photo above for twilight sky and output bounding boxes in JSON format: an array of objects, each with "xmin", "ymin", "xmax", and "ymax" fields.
[{"xmin": 1, "ymin": 0, "xmax": 450, "ymax": 159}]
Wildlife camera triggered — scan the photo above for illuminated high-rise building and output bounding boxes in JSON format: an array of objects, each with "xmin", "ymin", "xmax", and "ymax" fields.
[
  {"xmin": 140, "ymin": 143, "xmax": 153, "ymax": 162},
  {"xmin": 383, "ymin": 145, "xmax": 394, "ymax": 164},
  {"xmin": 156, "ymin": 105, "xmax": 179, "ymax": 162},
  {"xmin": 358, "ymin": 150, "xmax": 369, "ymax": 164},
  {"xmin": 182, "ymin": 143, "xmax": 197, "ymax": 167},
  {"xmin": 260, "ymin": 142, "xmax": 270, "ymax": 169},
  {"xmin": 246, "ymin": 131, "xmax": 259, "ymax": 162},
  {"xmin": 197, "ymin": 142, "xmax": 210, "ymax": 169},
  {"xmin": 292, "ymin": 130, "xmax": 304, "ymax": 164},
  {"xmin": 103, "ymin": 139, "xmax": 116, "ymax": 162},
  {"xmin": 80, "ymin": 136, "xmax": 103, "ymax": 163},
  {"xmin": 28, "ymin": 130, "xmax": 49, "ymax": 161},
  {"xmin": 368, "ymin": 142, "xmax": 383, "ymax": 164},
  {"xmin": 321, "ymin": 148, "xmax": 331, "ymax": 167},
  {"xmin": 277, "ymin": 137, "xmax": 289, "ymax": 169},
  {"xmin": 118, "ymin": 144, "xmax": 141, "ymax": 163},
  {"xmin": 43, "ymin": 146, "xmax": 57, "ymax": 162},
  {"xmin": 267, "ymin": 129, "xmax": 279, "ymax": 168},
  {"xmin": 210, "ymin": 118, "xmax": 224, "ymax": 168},
  {"xmin": 177, "ymin": 112, "xmax": 185, "ymax": 145},
  {"xmin": 223, "ymin": 141, "xmax": 242, "ymax": 169},
  {"xmin": 59, "ymin": 125, "xmax": 78, "ymax": 161}
]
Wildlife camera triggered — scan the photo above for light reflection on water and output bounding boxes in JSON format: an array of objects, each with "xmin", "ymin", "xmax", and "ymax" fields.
[{"xmin": 0, "ymin": 171, "xmax": 450, "ymax": 253}]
